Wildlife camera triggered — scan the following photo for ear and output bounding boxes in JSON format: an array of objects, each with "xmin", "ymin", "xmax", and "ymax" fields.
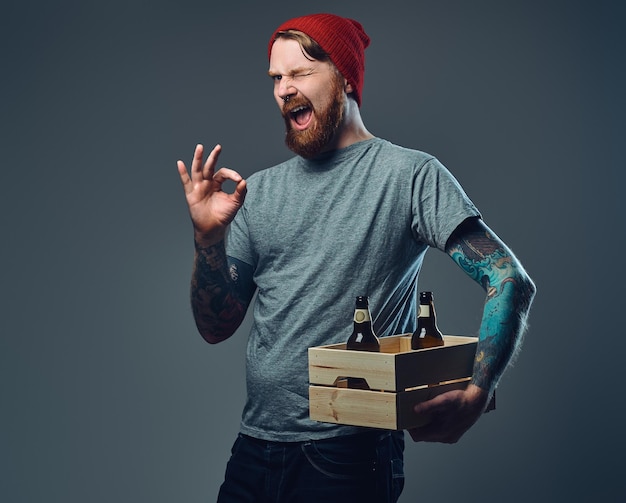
[{"xmin": 345, "ymin": 80, "xmax": 354, "ymax": 94}]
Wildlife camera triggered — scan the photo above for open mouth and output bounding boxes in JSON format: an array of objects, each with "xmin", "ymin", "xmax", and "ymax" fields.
[{"xmin": 288, "ymin": 105, "xmax": 313, "ymax": 130}]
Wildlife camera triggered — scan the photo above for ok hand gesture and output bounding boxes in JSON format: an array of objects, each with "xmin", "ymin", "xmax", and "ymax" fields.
[{"xmin": 177, "ymin": 144, "xmax": 247, "ymax": 247}]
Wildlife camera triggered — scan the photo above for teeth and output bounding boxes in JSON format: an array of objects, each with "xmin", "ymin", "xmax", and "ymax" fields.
[{"xmin": 291, "ymin": 106, "xmax": 307, "ymax": 113}]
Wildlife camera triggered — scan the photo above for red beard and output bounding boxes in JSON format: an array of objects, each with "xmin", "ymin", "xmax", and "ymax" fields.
[{"xmin": 282, "ymin": 74, "xmax": 346, "ymax": 159}]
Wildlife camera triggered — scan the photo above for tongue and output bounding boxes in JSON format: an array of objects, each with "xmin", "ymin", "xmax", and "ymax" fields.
[{"xmin": 294, "ymin": 108, "xmax": 312, "ymax": 126}]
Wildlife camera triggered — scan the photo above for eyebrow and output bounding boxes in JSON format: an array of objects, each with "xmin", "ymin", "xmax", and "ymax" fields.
[{"xmin": 267, "ymin": 66, "xmax": 315, "ymax": 78}]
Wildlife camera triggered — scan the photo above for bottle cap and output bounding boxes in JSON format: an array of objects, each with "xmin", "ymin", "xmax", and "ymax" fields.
[
  {"xmin": 355, "ymin": 296, "xmax": 369, "ymax": 308},
  {"xmin": 419, "ymin": 291, "xmax": 434, "ymax": 302}
]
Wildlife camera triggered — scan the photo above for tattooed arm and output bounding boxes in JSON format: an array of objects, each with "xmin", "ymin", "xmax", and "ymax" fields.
[
  {"xmin": 409, "ymin": 216, "xmax": 536, "ymax": 443},
  {"xmin": 449, "ymin": 217, "xmax": 536, "ymax": 391},
  {"xmin": 191, "ymin": 240, "xmax": 255, "ymax": 344},
  {"xmin": 177, "ymin": 143, "xmax": 251, "ymax": 343}
]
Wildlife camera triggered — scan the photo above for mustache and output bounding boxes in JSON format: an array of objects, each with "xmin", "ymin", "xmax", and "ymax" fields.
[{"xmin": 282, "ymin": 97, "xmax": 313, "ymax": 117}]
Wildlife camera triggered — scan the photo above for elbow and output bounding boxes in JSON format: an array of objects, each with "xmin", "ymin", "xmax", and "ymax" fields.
[
  {"xmin": 196, "ymin": 324, "xmax": 237, "ymax": 345},
  {"xmin": 199, "ymin": 331, "xmax": 231, "ymax": 345},
  {"xmin": 527, "ymin": 276, "xmax": 537, "ymax": 302},
  {"xmin": 191, "ymin": 301, "xmax": 247, "ymax": 345},
  {"xmin": 514, "ymin": 269, "xmax": 537, "ymax": 311},
  {"xmin": 522, "ymin": 270, "xmax": 537, "ymax": 298},
  {"xmin": 195, "ymin": 315, "xmax": 245, "ymax": 345}
]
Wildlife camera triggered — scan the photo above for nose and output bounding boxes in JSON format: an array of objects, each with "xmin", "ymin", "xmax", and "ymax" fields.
[{"xmin": 276, "ymin": 78, "xmax": 296, "ymax": 104}]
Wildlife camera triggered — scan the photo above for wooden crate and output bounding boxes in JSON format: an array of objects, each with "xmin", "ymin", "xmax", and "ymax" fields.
[{"xmin": 308, "ymin": 334, "xmax": 487, "ymax": 430}]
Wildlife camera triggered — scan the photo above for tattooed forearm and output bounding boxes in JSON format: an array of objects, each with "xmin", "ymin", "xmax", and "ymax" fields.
[
  {"xmin": 470, "ymin": 275, "xmax": 535, "ymax": 390},
  {"xmin": 191, "ymin": 240, "xmax": 247, "ymax": 343},
  {"xmin": 446, "ymin": 219, "xmax": 536, "ymax": 393}
]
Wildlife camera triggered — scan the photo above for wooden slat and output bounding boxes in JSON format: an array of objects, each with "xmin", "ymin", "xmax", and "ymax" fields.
[
  {"xmin": 308, "ymin": 346, "xmax": 398, "ymax": 391},
  {"xmin": 309, "ymin": 385, "xmax": 399, "ymax": 430},
  {"xmin": 309, "ymin": 334, "xmax": 478, "ymax": 391},
  {"xmin": 310, "ymin": 378, "xmax": 495, "ymax": 430}
]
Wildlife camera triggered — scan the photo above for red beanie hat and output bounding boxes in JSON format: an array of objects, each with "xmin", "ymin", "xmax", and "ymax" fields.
[{"xmin": 268, "ymin": 13, "xmax": 371, "ymax": 106}]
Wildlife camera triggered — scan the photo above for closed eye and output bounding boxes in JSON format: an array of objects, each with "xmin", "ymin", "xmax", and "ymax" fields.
[
  {"xmin": 268, "ymin": 68, "xmax": 315, "ymax": 82},
  {"xmin": 293, "ymin": 70, "xmax": 313, "ymax": 79}
]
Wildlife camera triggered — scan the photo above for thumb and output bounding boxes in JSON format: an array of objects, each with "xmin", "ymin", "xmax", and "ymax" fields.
[
  {"xmin": 413, "ymin": 391, "xmax": 450, "ymax": 415},
  {"xmin": 233, "ymin": 178, "xmax": 247, "ymax": 204}
]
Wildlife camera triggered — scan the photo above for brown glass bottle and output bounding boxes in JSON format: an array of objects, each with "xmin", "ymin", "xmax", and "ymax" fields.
[
  {"xmin": 346, "ymin": 296, "xmax": 380, "ymax": 352},
  {"xmin": 411, "ymin": 291, "xmax": 445, "ymax": 349}
]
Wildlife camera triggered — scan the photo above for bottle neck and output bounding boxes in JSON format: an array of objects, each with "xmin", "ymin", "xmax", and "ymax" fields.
[{"xmin": 418, "ymin": 304, "xmax": 431, "ymax": 318}]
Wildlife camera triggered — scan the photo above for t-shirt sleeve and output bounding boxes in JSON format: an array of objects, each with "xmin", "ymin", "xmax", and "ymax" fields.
[
  {"xmin": 226, "ymin": 203, "xmax": 256, "ymax": 268},
  {"xmin": 410, "ymin": 157, "xmax": 481, "ymax": 251}
]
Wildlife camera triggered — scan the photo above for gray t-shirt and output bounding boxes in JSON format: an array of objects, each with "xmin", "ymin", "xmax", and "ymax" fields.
[{"xmin": 227, "ymin": 137, "xmax": 480, "ymax": 441}]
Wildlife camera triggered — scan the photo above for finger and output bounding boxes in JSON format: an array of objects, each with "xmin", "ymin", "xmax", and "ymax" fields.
[
  {"xmin": 408, "ymin": 423, "xmax": 438, "ymax": 443},
  {"xmin": 211, "ymin": 168, "xmax": 247, "ymax": 205},
  {"xmin": 408, "ymin": 413, "xmax": 452, "ymax": 443},
  {"xmin": 202, "ymin": 144, "xmax": 222, "ymax": 180},
  {"xmin": 190, "ymin": 143, "xmax": 205, "ymax": 180},
  {"xmin": 414, "ymin": 389, "xmax": 457, "ymax": 415},
  {"xmin": 409, "ymin": 428, "xmax": 430, "ymax": 443},
  {"xmin": 234, "ymin": 178, "xmax": 247, "ymax": 197},
  {"xmin": 411, "ymin": 423, "xmax": 463, "ymax": 445},
  {"xmin": 414, "ymin": 396, "xmax": 443, "ymax": 416},
  {"xmin": 408, "ymin": 425, "xmax": 445, "ymax": 443},
  {"xmin": 232, "ymin": 179, "xmax": 247, "ymax": 205},
  {"xmin": 213, "ymin": 166, "xmax": 242, "ymax": 181},
  {"xmin": 177, "ymin": 160, "xmax": 192, "ymax": 191}
]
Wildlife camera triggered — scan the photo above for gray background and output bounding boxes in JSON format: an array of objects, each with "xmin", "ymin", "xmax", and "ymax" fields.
[{"xmin": 2, "ymin": 0, "xmax": 624, "ymax": 501}]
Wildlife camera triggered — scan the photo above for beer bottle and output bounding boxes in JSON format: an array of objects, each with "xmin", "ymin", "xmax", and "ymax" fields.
[
  {"xmin": 346, "ymin": 296, "xmax": 380, "ymax": 352},
  {"xmin": 411, "ymin": 291, "xmax": 445, "ymax": 349}
]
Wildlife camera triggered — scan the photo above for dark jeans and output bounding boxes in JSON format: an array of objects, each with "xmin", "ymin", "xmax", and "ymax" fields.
[{"xmin": 216, "ymin": 430, "xmax": 405, "ymax": 503}]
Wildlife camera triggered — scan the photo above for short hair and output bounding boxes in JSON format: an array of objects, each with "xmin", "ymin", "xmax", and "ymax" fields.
[{"xmin": 273, "ymin": 29, "xmax": 332, "ymax": 65}]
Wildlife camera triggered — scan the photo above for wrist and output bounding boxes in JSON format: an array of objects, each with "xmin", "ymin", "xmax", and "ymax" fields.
[
  {"xmin": 466, "ymin": 383, "xmax": 490, "ymax": 406},
  {"xmin": 194, "ymin": 229, "xmax": 226, "ymax": 249}
]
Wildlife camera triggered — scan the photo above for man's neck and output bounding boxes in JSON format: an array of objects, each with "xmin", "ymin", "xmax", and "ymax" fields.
[{"xmin": 325, "ymin": 98, "xmax": 374, "ymax": 152}]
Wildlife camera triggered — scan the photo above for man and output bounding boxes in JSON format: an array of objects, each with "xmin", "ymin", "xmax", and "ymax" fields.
[{"xmin": 177, "ymin": 13, "xmax": 536, "ymax": 503}]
